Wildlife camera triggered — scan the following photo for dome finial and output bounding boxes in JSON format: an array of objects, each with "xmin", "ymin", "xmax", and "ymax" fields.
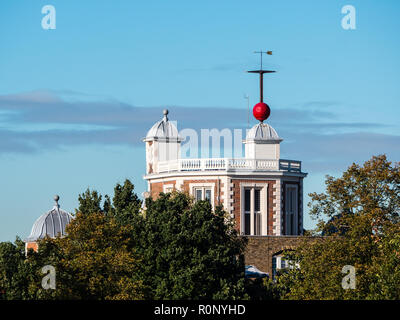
[
  {"xmin": 163, "ymin": 109, "xmax": 169, "ymax": 121},
  {"xmin": 54, "ymin": 195, "xmax": 60, "ymax": 207}
]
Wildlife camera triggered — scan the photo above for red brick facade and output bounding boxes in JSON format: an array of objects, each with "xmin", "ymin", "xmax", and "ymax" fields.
[
  {"xmin": 26, "ymin": 241, "xmax": 39, "ymax": 252},
  {"xmin": 150, "ymin": 178, "xmax": 225, "ymax": 207},
  {"xmin": 149, "ymin": 177, "xmax": 282, "ymax": 235},
  {"xmin": 149, "ymin": 180, "xmax": 177, "ymax": 199}
]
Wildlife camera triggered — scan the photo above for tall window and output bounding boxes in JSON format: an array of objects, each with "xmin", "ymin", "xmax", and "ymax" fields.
[
  {"xmin": 254, "ymin": 189, "xmax": 261, "ymax": 235},
  {"xmin": 285, "ymin": 185, "xmax": 298, "ymax": 235},
  {"xmin": 243, "ymin": 188, "xmax": 263, "ymax": 236},
  {"xmin": 244, "ymin": 189, "xmax": 251, "ymax": 235}
]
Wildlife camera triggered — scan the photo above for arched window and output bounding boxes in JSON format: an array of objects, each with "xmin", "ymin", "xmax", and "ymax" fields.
[{"xmin": 272, "ymin": 250, "xmax": 298, "ymax": 280}]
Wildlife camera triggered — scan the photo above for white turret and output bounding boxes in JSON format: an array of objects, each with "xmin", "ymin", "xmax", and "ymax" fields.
[
  {"xmin": 243, "ymin": 122, "xmax": 283, "ymax": 160},
  {"xmin": 143, "ymin": 109, "xmax": 182, "ymax": 174}
]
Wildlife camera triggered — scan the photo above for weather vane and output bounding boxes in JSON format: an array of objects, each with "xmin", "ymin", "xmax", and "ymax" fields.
[
  {"xmin": 253, "ymin": 50, "xmax": 272, "ymax": 70},
  {"xmin": 247, "ymin": 50, "xmax": 275, "ymax": 122},
  {"xmin": 248, "ymin": 50, "xmax": 275, "ymax": 103}
]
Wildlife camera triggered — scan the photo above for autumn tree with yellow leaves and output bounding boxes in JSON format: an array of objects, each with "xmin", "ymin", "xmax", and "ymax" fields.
[
  {"xmin": 276, "ymin": 155, "xmax": 400, "ymax": 299},
  {"xmin": 24, "ymin": 212, "xmax": 143, "ymax": 300}
]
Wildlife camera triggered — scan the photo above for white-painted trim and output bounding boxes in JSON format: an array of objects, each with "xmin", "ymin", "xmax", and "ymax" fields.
[
  {"xmin": 163, "ymin": 184, "xmax": 174, "ymax": 193},
  {"xmin": 148, "ymin": 177, "xmax": 180, "ymax": 184},
  {"xmin": 189, "ymin": 182, "xmax": 215, "ymax": 210},
  {"xmin": 262, "ymin": 184, "xmax": 268, "ymax": 236},
  {"xmin": 273, "ymin": 179, "xmax": 281, "ymax": 236},
  {"xmin": 250, "ymin": 188, "xmax": 255, "ymax": 236},
  {"xmin": 144, "ymin": 170, "xmax": 307, "ymax": 180},
  {"xmin": 239, "ymin": 182, "xmax": 269, "ymax": 236},
  {"xmin": 221, "ymin": 176, "xmax": 229, "ymax": 212},
  {"xmin": 175, "ymin": 178, "xmax": 184, "ymax": 191}
]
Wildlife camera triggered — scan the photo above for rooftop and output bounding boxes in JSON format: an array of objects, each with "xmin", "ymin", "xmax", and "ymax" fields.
[
  {"xmin": 144, "ymin": 109, "xmax": 182, "ymax": 142},
  {"xmin": 25, "ymin": 195, "xmax": 74, "ymax": 242}
]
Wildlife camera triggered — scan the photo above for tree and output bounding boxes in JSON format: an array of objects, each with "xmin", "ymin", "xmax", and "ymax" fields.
[
  {"xmin": 0, "ymin": 238, "xmax": 32, "ymax": 300},
  {"xmin": 27, "ymin": 212, "xmax": 144, "ymax": 300},
  {"xmin": 278, "ymin": 155, "xmax": 400, "ymax": 299},
  {"xmin": 1, "ymin": 179, "xmax": 249, "ymax": 300},
  {"xmin": 367, "ymin": 221, "xmax": 400, "ymax": 299},
  {"xmin": 77, "ymin": 180, "xmax": 142, "ymax": 225},
  {"xmin": 309, "ymin": 154, "xmax": 400, "ymax": 233},
  {"xmin": 137, "ymin": 192, "xmax": 247, "ymax": 299},
  {"xmin": 244, "ymin": 277, "xmax": 284, "ymax": 300},
  {"xmin": 77, "ymin": 188, "xmax": 103, "ymax": 215},
  {"xmin": 109, "ymin": 179, "xmax": 142, "ymax": 225}
]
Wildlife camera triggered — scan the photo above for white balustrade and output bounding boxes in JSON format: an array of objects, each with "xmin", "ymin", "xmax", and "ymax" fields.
[{"xmin": 156, "ymin": 158, "xmax": 301, "ymax": 173}]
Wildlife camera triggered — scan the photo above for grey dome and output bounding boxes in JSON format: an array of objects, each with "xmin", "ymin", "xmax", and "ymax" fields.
[
  {"xmin": 246, "ymin": 122, "xmax": 282, "ymax": 142},
  {"xmin": 144, "ymin": 109, "xmax": 182, "ymax": 142},
  {"xmin": 25, "ymin": 199, "xmax": 74, "ymax": 242}
]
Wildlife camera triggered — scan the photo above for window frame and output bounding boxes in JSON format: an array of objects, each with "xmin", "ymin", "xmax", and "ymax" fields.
[
  {"xmin": 285, "ymin": 184, "xmax": 299, "ymax": 235},
  {"xmin": 190, "ymin": 183, "xmax": 215, "ymax": 210},
  {"xmin": 240, "ymin": 183, "xmax": 268, "ymax": 236}
]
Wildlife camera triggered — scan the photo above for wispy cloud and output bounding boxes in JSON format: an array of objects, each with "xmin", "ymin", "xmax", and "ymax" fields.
[
  {"xmin": 0, "ymin": 90, "xmax": 399, "ymax": 173},
  {"xmin": 301, "ymin": 101, "xmax": 338, "ymax": 109}
]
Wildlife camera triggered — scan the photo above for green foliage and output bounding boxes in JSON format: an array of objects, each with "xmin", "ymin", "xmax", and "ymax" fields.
[
  {"xmin": 0, "ymin": 237, "xmax": 32, "ymax": 300},
  {"xmin": 109, "ymin": 179, "xmax": 142, "ymax": 225},
  {"xmin": 244, "ymin": 277, "xmax": 284, "ymax": 300},
  {"xmin": 26, "ymin": 213, "xmax": 143, "ymax": 300},
  {"xmin": 77, "ymin": 188, "xmax": 103, "ymax": 215},
  {"xmin": 309, "ymin": 154, "xmax": 400, "ymax": 234},
  {"xmin": 57, "ymin": 212, "xmax": 143, "ymax": 299},
  {"xmin": 77, "ymin": 180, "xmax": 142, "ymax": 225},
  {"xmin": 1, "ymin": 179, "xmax": 248, "ymax": 300},
  {"xmin": 278, "ymin": 155, "xmax": 400, "ymax": 299},
  {"xmin": 367, "ymin": 222, "xmax": 400, "ymax": 299},
  {"xmin": 137, "ymin": 192, "xmax": 247, "ymax": 300}
]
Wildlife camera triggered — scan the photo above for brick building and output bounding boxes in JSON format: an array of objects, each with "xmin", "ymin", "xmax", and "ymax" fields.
[
  {"xmin": 143, "ymin": 111, "xmax": 307, "ymax": 238},
  {"xmin": 142, "ymin": 63, "xmax": 309, "ymax": 275},
  {"xmin": 25, "ymin": 60, "xmax": 309, "ymax": 275}
]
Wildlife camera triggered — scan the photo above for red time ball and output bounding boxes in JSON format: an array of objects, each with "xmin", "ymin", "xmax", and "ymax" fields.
[{"xmin": 253, "ymin": 102, "xmax": 270, "ymax": 122}]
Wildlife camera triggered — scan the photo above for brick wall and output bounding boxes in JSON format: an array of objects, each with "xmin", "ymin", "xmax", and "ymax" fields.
[
  {"xmin": 150, "ymin": 178, "xmax": 225, "ymax": 208},
  {"xmin": 243, "ymin": 235, "xmax": 323, "ymax": 275},
  {"xmin": 149, "ymin": 180, "xmax": 176, "ymax": 199},
  {"xmin": 26, "ymin": 241, "xmax": 39, "ymax": 253}
]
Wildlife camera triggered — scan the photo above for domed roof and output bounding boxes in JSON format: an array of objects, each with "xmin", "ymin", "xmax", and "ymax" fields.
[
  {"xmin": 144, "ymin": 109, "xmax": 182, "ymax": 142},
  {"xmin": 246, "ymin": 122, "xmax": 282, "ymax": 142},
  {"xmin": 25, "ymin": 195, "xmax": 74, "ymax": 242}
]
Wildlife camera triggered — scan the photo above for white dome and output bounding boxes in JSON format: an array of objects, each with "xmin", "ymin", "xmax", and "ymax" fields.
[
  {"xmin": 246, "ymin": 122, "xmax": 282, "ymax": 142},
  {"xmin": 25, "ymin": 196, "xmax": 74, "ymax": 242},
  {"xmin": 144, "ymin": 109, "xmax": 182, "ymax": 142}
]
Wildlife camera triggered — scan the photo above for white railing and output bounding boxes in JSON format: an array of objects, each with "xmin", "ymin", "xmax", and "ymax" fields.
[{"xmin": 155, "ymin": 158, "xmax": 301, "ymax": 173}]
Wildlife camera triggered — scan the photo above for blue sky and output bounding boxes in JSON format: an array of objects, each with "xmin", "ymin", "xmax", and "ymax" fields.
[{"xmin": 1, "ymin": 0, "xmax": 400, "ymax": 242}]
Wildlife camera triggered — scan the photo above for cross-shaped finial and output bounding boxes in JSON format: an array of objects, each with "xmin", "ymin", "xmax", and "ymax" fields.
[{"xmin": 254, "ymin": 50, "xmax": 272, "ymax": 70}]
